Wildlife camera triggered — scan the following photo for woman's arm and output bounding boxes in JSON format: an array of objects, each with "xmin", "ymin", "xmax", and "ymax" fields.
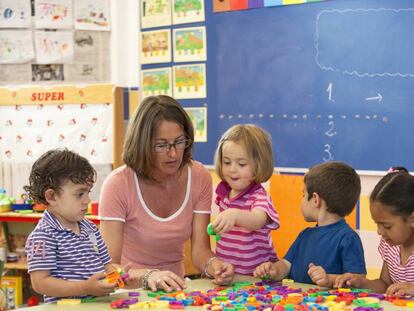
[
  {"xmin": 191, "ymin": 213, "xmax": 234, "ymax": 285},
  {"xmin": 100, "ymin": 220, "xmax": 124, "ymax": 264}
]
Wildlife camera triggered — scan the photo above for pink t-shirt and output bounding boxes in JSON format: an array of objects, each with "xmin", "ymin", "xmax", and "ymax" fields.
[
  {"xmin": 215, "ymin": 181, "xmax": 280, "ymax": 275},
  {"xmin": 379, "ymin": 238, "xmax": 414, "ymax": 283},
  {"xmin": 99, "ymin": 161, "xmax": 212, "ymax": 277}
]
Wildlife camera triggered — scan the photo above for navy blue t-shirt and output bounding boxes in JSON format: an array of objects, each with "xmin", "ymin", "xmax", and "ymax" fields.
[{"xmin": 284, "ymin": 219, "xmax": 366, "ymax": 284}]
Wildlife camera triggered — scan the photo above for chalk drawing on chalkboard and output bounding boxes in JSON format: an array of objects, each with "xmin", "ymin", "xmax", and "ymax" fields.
[
  {"xmin": 315, "ymin": 8, "xmax": 414, "ymax": 78},
  {"xmin": 173, "ymin": 63, "xmax": 206, "ymax": 99}
]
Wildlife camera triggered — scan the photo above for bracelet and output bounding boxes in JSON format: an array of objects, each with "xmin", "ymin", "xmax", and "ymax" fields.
[
  {"xmin": 204, "ymin": 256, "xmax": 217, "ymax": 279},
  {"xmin": 141, "ymin": 269, "xmax": 159, "ymax": 290}
]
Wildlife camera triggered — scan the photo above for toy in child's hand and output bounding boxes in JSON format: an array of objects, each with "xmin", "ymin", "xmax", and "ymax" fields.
[
  {"xmin": 105, "ymin": 268, "xmax": 129, "ymax": 288},
  {"xmin": 207, "ymin": 223, "xmax": 221, "ymax": 241}
]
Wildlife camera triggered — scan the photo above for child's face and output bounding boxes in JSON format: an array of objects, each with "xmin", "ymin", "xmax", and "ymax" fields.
[
  {"xmin": 47, "ymin": 180, "xmax": 92, "ymax": 229},
  {"xmin": 370, "ymin": 201, "xmax": 414, "ymax": 247},
  {"xmin": 221, "ymin": 141, "xmax": 255, "ymax": 197},
  {"xmin": 300, "ymin": 186, "xmax": 318, "ymax": 222}
]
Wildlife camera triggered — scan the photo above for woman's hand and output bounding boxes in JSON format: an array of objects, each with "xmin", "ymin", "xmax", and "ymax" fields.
[
  {"xmin": 211, "ymin": 258, "xmax": 234, "ymax": 285},
  {"xmin": 147, "ymin": 270, "xmax": 186, "ymax": 292}
]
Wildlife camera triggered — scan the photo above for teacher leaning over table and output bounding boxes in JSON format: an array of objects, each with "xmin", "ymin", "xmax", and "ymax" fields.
[{"xmin": 98, "ymin": 95, "xmax": 234, "ymax": 292}]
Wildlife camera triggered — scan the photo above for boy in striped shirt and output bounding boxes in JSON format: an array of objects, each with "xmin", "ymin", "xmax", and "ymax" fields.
[
  {"xmin": 24, "ymin": 149, "xmax": 116, "ymax": 303},
  {"xmin": 254, "ymin": 161, "xmax": 366, "ymax": 287}
]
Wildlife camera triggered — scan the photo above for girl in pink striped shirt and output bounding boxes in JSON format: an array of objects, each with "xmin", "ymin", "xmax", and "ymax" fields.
[
  {"xmin": 336, "ymin": 167, "xmax": 414, "ymax": 296},
  {"xmin": 212, "ymin": 124, "xmax": 280, "ymax": 275}
]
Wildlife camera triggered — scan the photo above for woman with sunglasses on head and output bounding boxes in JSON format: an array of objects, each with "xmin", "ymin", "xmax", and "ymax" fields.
[{"xmin": 99, "ymin": 95, "xmax": 234, "ymax": 292}]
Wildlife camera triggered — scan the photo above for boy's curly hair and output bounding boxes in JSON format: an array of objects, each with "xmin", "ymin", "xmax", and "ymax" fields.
[{"xmin": 24, "ymin": 149, "xmax": 96, "ymax": 205}]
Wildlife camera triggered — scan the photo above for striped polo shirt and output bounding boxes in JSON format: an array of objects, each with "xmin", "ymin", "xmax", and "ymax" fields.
[
  {"xmin": 379, "ymin": 238, "xmax": 414, "ymax": 283},
  {"xmin": 215, "ymin": 181, "xmax": 280, "ymax": 275},
  {"xmin": 25, "ymin": 210, "xmax": 111, "ymax": 303}
]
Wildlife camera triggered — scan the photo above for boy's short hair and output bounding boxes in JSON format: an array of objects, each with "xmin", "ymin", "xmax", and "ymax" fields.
[
  {"xmin": 215, "ymin": 124, "xmax": 274, "ymax": 183},
  {"xmin": 24, "ymin": 149, "xmax": 96, "ymax": 205},
  {"xmin": 304, "ymin": 161, "xmax": 361, "ymax": 217},
  {"xmin": 123, "ymin": 95, "xmax": 194, "ymax": 181}
]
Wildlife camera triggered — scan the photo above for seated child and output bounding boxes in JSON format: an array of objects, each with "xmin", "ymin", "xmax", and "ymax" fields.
[
  {"xmin": 24, "ymin": 149, "xmax": 116, "ymax": 303},
  {"xmin": 254, "ymin": 161, "xmax": 366, "ymax": 286},
  {"xmin": 335, "ymin": 167, "xmax": 414, "ymax": 295},
  {"xmin": 212, "ymin": 124, "xmax": 280, "ymax": 275}
]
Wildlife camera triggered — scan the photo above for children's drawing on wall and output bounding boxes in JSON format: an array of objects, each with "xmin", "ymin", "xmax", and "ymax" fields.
[
  {"xmin": 0, "ymin": 0, "xmax": 31, "ymax": 28},
  {"xmin": 173, "ymin": 63, "xmax": 206, "ymax": 99},
  {"xmin": 141, "ymin": 29, "xmax": 171, "ymax": 64},
  {"xmin": 141, "ymin": 0, "xmax": 171, "ymax": 29},
  {"xmin": 173, "ymin": 0, "xmax": 205, "ymax": 25},
  {"xmin": 0, "ymin": 30, "xmax": 34, "ymax": 63},
  {"xmin": 0, "ymin": 103, "xmax": 113, "ymax": 163},
  {"xmin": 173, "ymin": 27, "xmax": 206, "ymax": 62},
  {"xmin": 141, "ymin": 67, "xmax": 172, "ymax": 97},
  {"xmin": 185, "ymin": 107, "xmax": 207, "ymax": 142},
  {"xmin": 35, "ymin": 0, "xmax": 73, "ymax": 29},
  {"xmin": 74, "ymin": 0, "xmax": 110, "ymax": 31},
  {"xmin": 35, "ymin": 31, "xmax": 74, "ymax": 63},
  {"xmin": 31, "ymin": 64, "xmax": 64, "ymax": 81}
]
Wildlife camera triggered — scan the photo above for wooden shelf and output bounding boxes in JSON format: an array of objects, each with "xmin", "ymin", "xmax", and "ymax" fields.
[
  {"xmin": 4, "ymin": 262, "xmax": 28, "ymax": 270},
  {"xmin": 0, "ymin": 212, "xmax": 99, "ymax": 224}
]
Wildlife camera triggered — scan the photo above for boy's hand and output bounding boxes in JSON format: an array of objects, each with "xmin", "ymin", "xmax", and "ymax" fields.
[
  {"xmin": 122, "ymin": 264, "xmax": 141, "ymax": 289},
  {"xmin": 308, "ymin": 263, "xmax": 330, "ymax": 287},
  {"xmin": 212, "ymin": 209, "xmax": 238, "ymax": 235},
  {"xmin": 83, "ymin": 272, "xmax": 117, "ymax": 296},
  {"xmin": 333, "ymin": 272, "xmax": 364, "ymax": 288},
  {"xmin": 254, "ymin": 262, "xmax": 278, "ymax": 279},
  {"xmin": 386, "ymin": 282, "xmax": 414, "ymax": 297},
  {"xmin": 211, "ymin": 259, "xmax": 234, "ymax": 286}
]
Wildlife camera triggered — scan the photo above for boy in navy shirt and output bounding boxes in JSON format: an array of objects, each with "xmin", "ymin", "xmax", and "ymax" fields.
[
  {"xmin": 25, "ymin": 149, "xmax": 116, "ymax": 303},
  {"xmin": 254, "ymin": 161, "xmax": 366, "ymax": 287}
]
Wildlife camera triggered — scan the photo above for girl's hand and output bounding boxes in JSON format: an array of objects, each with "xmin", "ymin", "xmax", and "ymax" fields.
[
  {"xmin": 211, "ymin": 259, "xmax": 234, "ymax": 285},
  {"xmin": 213, "ymin": 209, "xmax": 238, "ymax": 234},
  {"xmin": 308, "ymin": 263, "xmax": 330, "ymax": 287},
  {"xmin": 333, "ymin": 272, "xmax": 364, "ymax": 288},
  {"xmin": 254, "ymin": 262, "xmax": 277, "ymax": 279},
  {"xmin": 83, "ymin": 272, "xmax": 117, "ymax": 296},
  {"xmin": 386, "ymin": 282, "xmax": 414, "ymax": 297},
  {"xmin": 147, "ymin": 270, "xmax": 186, "ymax": 292}
]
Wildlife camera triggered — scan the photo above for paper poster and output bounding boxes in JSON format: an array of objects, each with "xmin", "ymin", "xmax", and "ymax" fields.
[
  {"xmin": 0, "ymin": 0, "xmax": 31, "ymax": 28},
  {"xmin": 141, "ymin": 67, "xmax": 172, "ymax": 97},
  {"xmin": 173, "ymin": 63, "xmax": 206, "ymax": 99},
  {"xmin": 74, "ymin": 0, "xmax": 111, "ymax": 31},
  {"xmin": 141, "ymin": 29, "xmax": 171, "ymax": 64},
  {"xmin": 141, "ymin": 0, "xmax": 171, "ymax": 29},
  {"xmin": 64, "ymin": 63, "xmax": 110, "ymax": 82},
  {"xmin": 0, "ymin": 30, "xmax": 35, "ymax": 64},
  {"xmin": 173, "ymin": 27, "xmax": 206, "ymax": 62},
  {"xmin": 0, "ymin": 64, "xmax": 32, "ymax": 83},
  {"xmin": 35, "ymin": 0, "xmax": 73, "ymax": 29},
  {"xmin": 35, "ymin": 31, "xmax": 74, "ymax": 64},
  {"xmin": 0, "ymin": 103, "xmax": 113, "ymax": 164},
  {"xmin": 73, "ymin": 31, "xmax": 110, "ymax": 63},
  {"xmin": 185, "ymin": 107, "xmax": 207, "ymax": 142},
  {"xmin": 31, "ymin": 64, "xmax": 64, "ymax": 81},
  {"xmin": 173, "ymin": 0, "xmax": 205, "ymax": 25}
]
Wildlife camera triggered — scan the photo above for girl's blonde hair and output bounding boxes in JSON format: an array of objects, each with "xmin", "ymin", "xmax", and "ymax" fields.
[
  {"xmin": 215, "ymin": 124, "xmax": 274, "ymax": 183},
  {"xmin": 123, "ymin": 95, "xmax": 194, "ymax": 181}
]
